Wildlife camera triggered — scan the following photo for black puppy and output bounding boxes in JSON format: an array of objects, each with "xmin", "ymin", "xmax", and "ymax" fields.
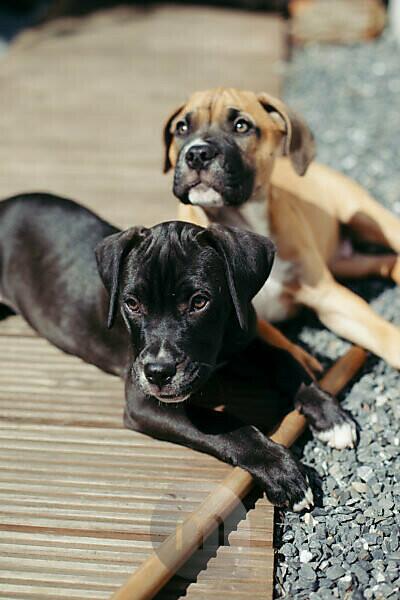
[{"xmin": 0, "ymin": 193, "xmax": 355, "ymax": 510}]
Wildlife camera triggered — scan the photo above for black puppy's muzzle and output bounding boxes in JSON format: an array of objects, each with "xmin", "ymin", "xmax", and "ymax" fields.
[
  {"xmin": 185, "ymin": 142, "xmax": 219, "ymax": 171},
  {"xmin": 144, "ymin": 359, "xmax": 176, "ymax": 388},
  {"xmin": 133, "ymin": 348, "xmax": 213, "ymax": 404}
]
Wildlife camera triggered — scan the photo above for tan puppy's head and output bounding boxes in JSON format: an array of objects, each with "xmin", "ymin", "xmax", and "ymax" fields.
[{"xmin": 163, "ymin": 88, "xmax": 315, "ymax": 208}]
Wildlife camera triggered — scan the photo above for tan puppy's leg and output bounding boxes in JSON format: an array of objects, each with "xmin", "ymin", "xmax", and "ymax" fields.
[
  {"xmin": 326, "ymin": 168, "xmax": 400, "ymax": 259},
  {"xmin": 331, "ymin": 253, "xmax": 399, "ymax": 281},
  {"xmin": 348, "ymin": 203, "xmax": 400, "ymax": 254},
  {"xmin": 298, "ymin": 278, "xmax": 400, "ymax": 369},
  {"xmin": 257, "ymin": 319, "xmax": 322, "ymax": 378}
]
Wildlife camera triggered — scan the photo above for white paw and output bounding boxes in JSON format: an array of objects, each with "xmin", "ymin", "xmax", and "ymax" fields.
[
  {"xmin": 315, "ymin": 421, "xmax": 357, "ymax": 450},
  {"xmin": 293, "ymin": 486, "xmax": 314, "ymax": 512}
]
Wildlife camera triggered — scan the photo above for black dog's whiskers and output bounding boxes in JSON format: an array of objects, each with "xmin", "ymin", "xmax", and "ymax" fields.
[{"xmin": 197, "ymin": 360, "xmax": 215, "ymax": 368}]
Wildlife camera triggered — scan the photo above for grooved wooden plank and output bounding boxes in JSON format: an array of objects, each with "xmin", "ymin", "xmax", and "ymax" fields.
[
  {"xmin": 0, "ymin": 4, "xmax": 283, "ymax": 598},
  {"xmin": 0, "ymin": 328, "xmax": 275, "ymax": 597},
  {"xmin": 0, "ymin": 316, "xmax": 35, "ymax": 337},
  {"xmin": 0, "ymin": 418, "xmax": 236, "ymax": 596},
  {"xmin": 0, "ymin": 332, "xmax": 123, "ymax": 427},
  {"xmin": 183, "ymin": 496, "xmax": 274, "ymax": 598}
]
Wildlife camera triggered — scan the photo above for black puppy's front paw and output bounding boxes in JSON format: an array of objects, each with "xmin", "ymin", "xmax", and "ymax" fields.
[
  {"xmin": 251, "ymin": 445, "xmax": 314, "ymax": 512},
  {"xmin": 295, "ymin": 383, "xmax": 357, "ymax": 450},
  {"xmin": 313, "ymin": 415, "xmax": 357, "ymax": 450}
]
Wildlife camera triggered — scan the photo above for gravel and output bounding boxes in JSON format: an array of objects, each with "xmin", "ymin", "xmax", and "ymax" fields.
[{"xmin": 275, "ymin": 32, "xmax": 400, "ymax": 600}]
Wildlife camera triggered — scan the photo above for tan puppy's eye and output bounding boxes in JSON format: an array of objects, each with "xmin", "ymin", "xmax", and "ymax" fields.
[
  {"xmin": 233, "ymin": 118, "xmax": 252, "ymax": 134},
  {"xmin": 125, "ymin": 297, "xmax": 141, "ymax": 313},
  {"xmin": 189, "ymin": 294, "xmax": 209, "ymax": 313},
  {"xmin": 175, "ymin": 120, "xmax": 189, "ymax": 137}
]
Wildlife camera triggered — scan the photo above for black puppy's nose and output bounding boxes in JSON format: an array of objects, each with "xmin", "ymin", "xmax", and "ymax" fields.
[
  {"xmin": 144, "ymin": 361, "xmax": 177, "ymax": 388},
  {"xmin": 185, "ymin": 143, "xmax": 218, "ymax": 170}
]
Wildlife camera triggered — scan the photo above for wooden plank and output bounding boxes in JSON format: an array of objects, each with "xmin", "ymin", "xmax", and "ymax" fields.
[
  {"xmin": 0, "ymin": 333, "xmax": 124, "ymax": 427},
  {"xmin": 0, "ymin": 422, "xmax": 229, "ymax": 594},
  {"xmin": 0, "ymin": 5, "xmax": 284, "ymax": 598},
  {"xmin": 0, "ymin": 315, "xmax": 35, "ymax": 337},
  {"xmin": 289, "ymin": 0, "xmax": 386, "ymax": 45},
  {"xmin": 0, "ymin": 324, "xmax": 275, "ymax": 598}
]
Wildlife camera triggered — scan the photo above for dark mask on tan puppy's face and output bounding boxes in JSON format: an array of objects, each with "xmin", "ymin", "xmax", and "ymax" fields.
[{"xmin": 163, "ymin": 88, "xmax": 316, "ymax": 208}]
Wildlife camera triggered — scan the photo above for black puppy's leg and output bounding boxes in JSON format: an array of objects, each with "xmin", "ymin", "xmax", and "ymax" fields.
[
  {"xmin": 264, "ymin": 341, "xmax": 357, "ymax": 449},
  {"xmin": 294, "ymin": 383, "xmax": 357, "ymax": 449},
  {"xmin": 243, "ymin": 339, "xmax": 356, "ymax": 450},
  {"xmin": 124, "ymin": 384, "xmax": 313, "ymax": 511}
]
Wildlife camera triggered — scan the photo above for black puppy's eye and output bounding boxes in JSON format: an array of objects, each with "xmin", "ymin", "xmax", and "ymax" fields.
[
  {"xmin": 125, "ymin": 297, "xmax": 141, "ymax": 313},
  {"xmin": 189, "ymin": 294, "xmax": 209, "ymax": 313},
  {"xmin": 175, "ymin": 120, "xmax": 189, "ymax": 137},
  {"xmin": 233, "ymin": 118, "xmax": 252, "ymax": 134}
]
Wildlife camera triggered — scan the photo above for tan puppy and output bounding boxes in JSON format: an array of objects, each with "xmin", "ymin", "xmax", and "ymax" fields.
[{"xmin": 163, "ymin": 88, "xmax": 400, "ymax": 369}]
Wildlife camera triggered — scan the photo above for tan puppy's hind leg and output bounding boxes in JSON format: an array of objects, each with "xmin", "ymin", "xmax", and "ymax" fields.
[
  {"xmin": 331, "ymin": 253, "xmax": 400, "ymax": 287},
  {"xmin": 347, "ymin": 200, "xmax": 400, "ymax": 254},
  {"xmin": 298, "ymin": 280, "xmax": 400, "ymax": 369},
  {"xmin": 388, "ymin": 257, "xmax": 400, "ymax": 286},
  {"xmin": 320, "ymin": 166, "xmax": 400, "ymax": 253}
]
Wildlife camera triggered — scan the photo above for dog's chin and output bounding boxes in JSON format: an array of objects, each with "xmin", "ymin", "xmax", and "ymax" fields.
[
  {"xmin": 177, "ymin": 180, "xmax": 252, "ymax": 209},
  {"xmin": 188, "ymin": 184, "xmax": 224, "ymax": 208},
  {"xmin": 154, "ymin": 393, "xmax": 191, "ymax": 404}
]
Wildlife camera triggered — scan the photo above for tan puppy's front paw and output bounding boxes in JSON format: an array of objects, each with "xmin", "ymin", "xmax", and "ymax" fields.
[{"xmin": 291, "ymin": 343, "xmax": 323, "ymax": 379}]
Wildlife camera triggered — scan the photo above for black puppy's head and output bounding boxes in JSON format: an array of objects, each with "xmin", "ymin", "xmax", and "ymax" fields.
[
  {"xmin": 163, "ymin": 88, "xmax": 315, "ymax": 208},
  {"xmin": 96, "ymin": 221, "xmax": 275, "ymax": 403}
]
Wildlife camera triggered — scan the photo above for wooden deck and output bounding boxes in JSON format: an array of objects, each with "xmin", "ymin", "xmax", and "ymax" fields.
[{"xmin": 0, "ymin": 5, "xmax": 285, "ymax": 598}]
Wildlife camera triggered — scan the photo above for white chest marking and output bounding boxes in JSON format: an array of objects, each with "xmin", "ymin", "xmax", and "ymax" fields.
[
  {"xmin": 239, "ymin": 201, "xmax": 297, "ymax": 322},
  {"xmin": 252, "ymin": 258, "xmax": 295, "ymax": 322}
]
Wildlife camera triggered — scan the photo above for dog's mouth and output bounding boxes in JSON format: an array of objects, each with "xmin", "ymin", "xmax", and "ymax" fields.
[
  {"xmin": 188, "ymin": 183, "xmax": 224, "ymax": 208},
  {"xmin": 154, "ymin": 393, "xmax": 191, "ymax": 404},
  {"xmin": 175, "ymin": 163, "xmax": 253, "ymax": 209},
  {"xmin": 132, "ymin": 361, "xmax": 212, "ymax": 404},
  {"xmin": 174, "ymin": 154, "xmax": 226, "ymax": 207},
  {"xmin": 145, "ymin": 376, "xmax": 200, "ymax": 404}
]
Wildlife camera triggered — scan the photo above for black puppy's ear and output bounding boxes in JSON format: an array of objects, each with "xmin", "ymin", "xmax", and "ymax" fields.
[
  {"xmin": 95, "ymin": 227, "xmax": 149, "ymax": 328},
  {"xmin": 206, "ymin": 225, "xmax": 275, "ymax": 331},
  {"xmin": 162, "ymin": 104, "xmax": 184, "ymax": 173},
  {"xmin": 257, "ymin": 92, "xmax": 315, "ymax": 176}
]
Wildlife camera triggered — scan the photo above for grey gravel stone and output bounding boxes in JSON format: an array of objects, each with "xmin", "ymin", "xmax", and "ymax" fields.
[
  {"xmin": 299, "ymin": 549, "xmax": 313, "ymax": 563},
  {"xmin": 357, "ymin": 467, "xmax": 374, "ymax": 482},
  {"xmin": 299, "ymin": 564, "xmax": 317, "ymax": 582},
  {"xmin": 274, "ymin": 31, "xmax": 400, "ymax": 600},
  {"xmin": 325, "ymin": 565, "xmax": 346, "ymax": 580},
  {"xmin": 352, "ymin": 566, "xmax": 370, "ymax": 586},
  {"xmin": 352, "ymin": 482, "xmax": 369, "ymax": 494},
  {"xmin": 280, "ymin": 543, "xmax": 296, "ymax": 557}
]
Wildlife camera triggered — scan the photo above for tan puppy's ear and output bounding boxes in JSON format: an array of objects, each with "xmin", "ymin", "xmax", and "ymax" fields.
[
  {"xmin": 162, "ymin": 104, "xmax": 184, "ymax": 173},
  {"xmin": 257, "ymin": 92, "xmax": 315, "ymax": 176}
]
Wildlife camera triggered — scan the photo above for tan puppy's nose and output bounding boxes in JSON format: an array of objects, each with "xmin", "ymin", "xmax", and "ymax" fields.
[{"xmin": 185, "ymin": 143, "xmax": 218, "ymax": 170}]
